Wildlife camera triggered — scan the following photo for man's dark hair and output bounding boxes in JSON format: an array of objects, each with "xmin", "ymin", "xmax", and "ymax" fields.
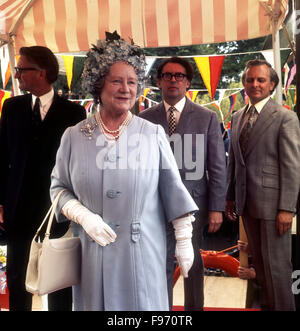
[
  {"xmin": 242, "ymin": 59, "xmax": 279, "ymax": 92},
  {"xmin": 19, "ymin": 46, "xmax": 59, "ymax": 84},
  {"xmin": 157, "ymin": 57, "xmax": 194, "ymax": 82}
]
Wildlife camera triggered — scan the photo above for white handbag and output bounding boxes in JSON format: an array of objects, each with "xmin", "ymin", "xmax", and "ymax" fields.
[{"xmin": 25, "ymin": 190, "xmax": 81, "ymax": 296}]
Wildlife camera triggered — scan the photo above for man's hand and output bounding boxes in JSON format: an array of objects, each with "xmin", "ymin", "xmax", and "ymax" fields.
[
  {"xmin": 225, "ymin": 200, "xmax": 237, "ymax": 221},
  {"xmin": 208, "ymin": 211, "xmax": 223, "ymax": 233},
  {"xmin": 276, "ymin": 210, "xmax": 293, "ymax": 236}
]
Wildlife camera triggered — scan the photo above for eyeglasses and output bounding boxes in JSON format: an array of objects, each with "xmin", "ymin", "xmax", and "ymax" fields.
[
  {"xmin": 14, "ymin": 67, "xmax": 40, "ymax": 74},
  {"xmin": 161, "ymin": 72, "xmax": 187, "ymax": 82}
]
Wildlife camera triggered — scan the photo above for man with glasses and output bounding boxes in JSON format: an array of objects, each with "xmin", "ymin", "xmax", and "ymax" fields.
[
  {"xmin": 139, "ymin": 57, "xmax": 226, "ymax": 311},
  {"xmin": 0, "ymin": 46, "xmax": 85, "ymax": 311}
]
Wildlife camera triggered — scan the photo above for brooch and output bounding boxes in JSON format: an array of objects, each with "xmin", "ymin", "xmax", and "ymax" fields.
[{"xmin": 80, "ymin": 118, "xmax": 97, "ymax": 140}]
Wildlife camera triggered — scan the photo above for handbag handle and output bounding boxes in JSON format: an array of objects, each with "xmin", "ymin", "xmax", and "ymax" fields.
[{"xmin": 34, "ymin": 189, "xmax": 67, "ymax": 239}]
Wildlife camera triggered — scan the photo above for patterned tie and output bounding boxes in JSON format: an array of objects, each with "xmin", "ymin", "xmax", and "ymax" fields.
[
  {"xmin": 32, "ymin": 97, "xmax": 42, "ymax": 127},
  {"xmin": 239, "ymin": 105, "xmax": 258, "ymax": 155},
  {"xmin": 168, "ymin": 106, "xmax": 177, "ymax": 136}
]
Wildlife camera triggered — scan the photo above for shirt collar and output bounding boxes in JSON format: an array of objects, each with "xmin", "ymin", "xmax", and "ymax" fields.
[
  {"xmin": 164, "ymin": 96, "xmax": 186, "ymax": 113},
  {"xmin": 248, "ymin": 96, "xmax": 271, "ymax": 114},
  {"xmin": 32, "ymin": 89, "xmax": 54, "ymax": 107}
]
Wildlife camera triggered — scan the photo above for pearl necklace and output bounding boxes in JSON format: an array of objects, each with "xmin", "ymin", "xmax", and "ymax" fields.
[{"xmin": 96, "ymin": 111, "xmax": 132, "ymax": 140}]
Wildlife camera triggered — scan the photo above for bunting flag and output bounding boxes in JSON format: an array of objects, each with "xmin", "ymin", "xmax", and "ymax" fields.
[
  {"xmin": 84, "ymin": 100, "xmax": 94, "ymax": 116},
  {"xmin": 194, "ymin": 56, "xmax": 225, "ymax": 100},
  {"xmin": 139, "ymin": 88, "xmax": 151, "ymax": 111},
  {"xmin": 284, "ymin": 58, "xmax": 296, "ymax": 95},
  {"xmin": 240, "ymin": 89, "xmax": 248, "ymax": 104},
  {"xmin": 0, "ymin": 45, "xmax": 11, "ymax": 89},
  {"xmin": 71, "ymin": 56, "xmax": 85, "ymax": 90},
  {"xmin": 0, "ymin": 89, "xmax": 12, "ymax": 117},
  {"xmin": 186, "ymin": 90, "xmax": 198, "ymax": 102},
  {"xmin": 210, "ymin": 101, "xmax": 223, "ymax": 121},
  {"xmin": 62, "ymin": 55, "xmax": 74, "ymax": 90},
  {"xmin": 224, "ymin": 93, "xmax": 237, "ymax": 121},
  {"xmin": 229, "ymin": 94, "xmax": 237, "ymax": 113}
]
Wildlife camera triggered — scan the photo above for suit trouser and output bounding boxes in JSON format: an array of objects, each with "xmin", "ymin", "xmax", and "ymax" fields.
[
  {"xmin": 166, "ymin": 211, "xmax": 205, "ymax": 311},
  {"xmin": 242, "ymin": 211, "xmax": 295, "ymax": 311},
  {"xmin": 6, "ymin": 238, "xmax": 72, "ymax": 311}
]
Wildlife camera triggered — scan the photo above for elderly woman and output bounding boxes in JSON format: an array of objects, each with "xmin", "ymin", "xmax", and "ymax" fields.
[{"xmin": 50, "ymin": 32, "xmax": 198, "ymax": 311}]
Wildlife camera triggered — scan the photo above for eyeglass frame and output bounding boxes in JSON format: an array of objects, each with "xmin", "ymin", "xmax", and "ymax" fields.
[
  {"xmin": 14, "ymin": 67, "xmax": 41, "ymax": 74},
  {"xmin": 160, "ymin": 72, "xmax": 187, "ymax": 82}
]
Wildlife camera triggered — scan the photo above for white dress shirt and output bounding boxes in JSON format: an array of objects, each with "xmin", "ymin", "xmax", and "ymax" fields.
[
  {"xmin": 248, "ymin": 96, "xmax": 271, "ymax": 114},
  {"xmin": 163, "ymin": 96, "xmax": 186, "ymax": 125},
  {"xmin": 32, "ymin": 89, "xmax": 54, "ymax": 120}
]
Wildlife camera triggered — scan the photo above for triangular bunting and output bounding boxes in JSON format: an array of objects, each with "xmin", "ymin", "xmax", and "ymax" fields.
[
  {"xmin": 240, "ymin": 89, "xmax": 248, "ymax": 104},
  {"xmin": 0, "ymin": 89, "xmax": 12, "ymax": 117},
  {"xmin": 194, "ymin": 56, "xmax": 225, "ymax": 100},
  {"xmin": 284, "ymin": 58, "xmax": 296, "ymax": 95},
  {"xmin": 62, "ymin": 55, "xmax": 74, "ymax": 90},
  {"xmin": 186, "ymin": 90, "xmax": 198, "ymax": 102},
  {"xmin": 194, "ymin": 57, "xmax": 211, "ymax": 98}
]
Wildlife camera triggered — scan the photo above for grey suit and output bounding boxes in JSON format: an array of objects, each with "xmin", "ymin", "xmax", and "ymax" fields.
[
  {"xmin": 227, "ymin": 98, "xmax": 300, "ymax": 310},
  {"xmin": 140, "ymin": 97, "xmax": 226, "ymax": 310}
]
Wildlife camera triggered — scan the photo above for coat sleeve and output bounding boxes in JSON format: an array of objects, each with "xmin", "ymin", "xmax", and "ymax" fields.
[
  {"xmin": 278, "ymin": 111, "xmax": 300, "ymax": 212},
  {"xmin": 226, "ymin": 115, "xmax": 236, "ymax": 202},
  {"xmin": 206, "ymin": 111, "xmax": 227, "ymax": 211},
  {"xmin": 50, "ymin": 127, "xmax": 78, "ymax": 222},
  {"xmin": 157, "ymin": 125, "xmax": 198, "ymax": 222}
]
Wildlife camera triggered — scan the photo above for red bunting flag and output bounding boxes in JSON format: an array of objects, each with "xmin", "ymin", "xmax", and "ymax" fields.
[{"xmin": 194, "ymin": 56, "xmax": 225, "ymax": 100}]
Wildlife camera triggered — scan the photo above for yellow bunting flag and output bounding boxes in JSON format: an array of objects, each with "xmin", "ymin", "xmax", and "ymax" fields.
[
  {"xmin": 186, "ymin": 90, "xmax": 198, "ymax": 102},
  {"xmin": 194, "ymin": 57, "xmax": 211, "ymax": 98},
  {"xmin": 62, "ymin": 55, "xmax": 74, "ymax": 90}
]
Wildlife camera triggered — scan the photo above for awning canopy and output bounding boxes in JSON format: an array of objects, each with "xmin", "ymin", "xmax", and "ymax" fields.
[{"xmin": 0, "ymin": 0, "xmax": 288, "ymax": 53}]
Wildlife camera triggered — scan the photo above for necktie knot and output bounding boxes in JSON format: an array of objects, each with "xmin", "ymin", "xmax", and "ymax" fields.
[{"xmin": 168, "ymin": 106, "xmax": 176, "ymax": 135}]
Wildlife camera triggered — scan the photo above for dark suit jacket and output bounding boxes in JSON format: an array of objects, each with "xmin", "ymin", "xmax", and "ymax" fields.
[
  {"xmin": 0, "ymin": 93, "xmax": 86, "ymax": 239},
  {"xmin": 226, "ymin": 98, "xmax": 300, "ymax": 220},
  {"xmin": 140, "ymin": 97, "xmax": 226, "ymax": 218}
]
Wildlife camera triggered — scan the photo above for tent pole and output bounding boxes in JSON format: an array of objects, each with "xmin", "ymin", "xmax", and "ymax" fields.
[
  {"xmin": 272, "ymin": 28, "xmax": 282, "ymax": 105},
  {"xmin": 7, "ymin": 38, "xmax": 20, "ymax": 96}
]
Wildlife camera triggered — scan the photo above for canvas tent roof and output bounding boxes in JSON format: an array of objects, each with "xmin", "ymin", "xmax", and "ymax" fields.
[
  {"xmin": 0, "ymin": 0, "xmax": 288, "ymax": 97},
  {"xmin": 0, "ymin": 0, "xmax": 287, "ymax": 52}
]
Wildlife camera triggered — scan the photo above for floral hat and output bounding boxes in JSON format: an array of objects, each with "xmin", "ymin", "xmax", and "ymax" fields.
[{"xmin": 82, "ymin": 31, "xmax": 146, "ymax": 104}]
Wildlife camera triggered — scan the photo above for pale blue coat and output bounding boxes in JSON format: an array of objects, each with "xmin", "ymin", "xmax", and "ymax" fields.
[{"xmin": 50, "ymin": 115, "xmax": 198, "ymax": 311}]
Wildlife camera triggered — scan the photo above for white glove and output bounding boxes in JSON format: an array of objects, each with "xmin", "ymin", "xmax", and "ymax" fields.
[
  {"xmin": 172, "ymin": 214, "xmax": 195, "ymax": 278},
  {"xmin": 62, "ymin": 199, "xmax": 117, "ymax": 246}
]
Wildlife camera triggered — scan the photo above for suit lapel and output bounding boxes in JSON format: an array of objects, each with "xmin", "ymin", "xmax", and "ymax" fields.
[
  {"xmin": 244, "ymin": 99, "xmax": 277, "ymax": 158},
  {"xmin": 176, "ymin": 98, "xmax": 195, "ymax": 135},
  {"xmin": 233, "ymin": 106, "xmax": 247, "ymax": 163},
  {"xmin": 155, "ymin": 103, "xmax": 169, "ymax": 133},
  {"xmin": 43, "ymin": 93, "xmax": 59, "ymax": 123}
]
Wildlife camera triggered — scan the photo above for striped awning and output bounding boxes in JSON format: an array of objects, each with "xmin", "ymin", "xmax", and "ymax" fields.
[{"xmin": 0, "ymin": 0, "xmax": 288, "ymax": 53}]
